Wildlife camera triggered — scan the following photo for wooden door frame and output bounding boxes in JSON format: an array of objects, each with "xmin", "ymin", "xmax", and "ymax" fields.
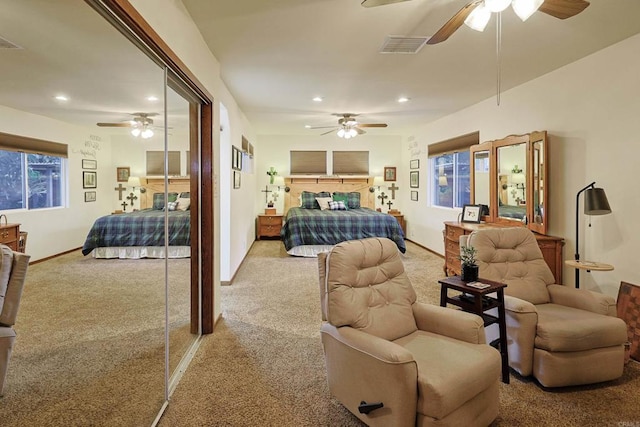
[{"xmin": 88, "ymin": 0, "xmax": 216, "ymax": 334}]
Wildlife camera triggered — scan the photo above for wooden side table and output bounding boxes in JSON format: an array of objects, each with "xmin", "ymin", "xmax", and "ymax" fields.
[
  {"xmin": 257, "ymin": 214, "xmax": 283, "ymax": 240},
  {"xmin": 0, "ymin": 223, "xmax": 21, "ymax": 252},
  {"xmin": 388, "ymin": 212, "xmax": 406, "ymax": 235},
  {"xmin": 565, "ymin": 259, "xmax": 614, "ymax": 288},
  {"xmin": 438, "ymin": 275, "xmax": 509, "ymax": 384}
]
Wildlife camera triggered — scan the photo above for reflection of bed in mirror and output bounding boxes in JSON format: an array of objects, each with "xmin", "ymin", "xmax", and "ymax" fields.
[
  {"xmin": 82, "ymin": 191, "xmax": 191, "ymax": 259},
  {"xmin": 497, "ymin": 204, "xmax": 526, "ymax": 220}
]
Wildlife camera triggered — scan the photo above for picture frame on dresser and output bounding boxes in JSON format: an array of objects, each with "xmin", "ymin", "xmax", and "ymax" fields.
[{"xmin": 461, "ymin": 204, "xmax": 482, "ymax": 223}]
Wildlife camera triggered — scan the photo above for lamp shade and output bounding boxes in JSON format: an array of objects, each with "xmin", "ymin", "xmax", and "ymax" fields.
[
  {"xmin": 584, "ymin": 187, "xmax": 611, "ymax": 215},
  {"xmin": 127, "ymin": 176, "xmax": 141, "ymax": 187},
  {"xmin": 439, "ymin": 175, "xmax": 448, "ymax": 186}
]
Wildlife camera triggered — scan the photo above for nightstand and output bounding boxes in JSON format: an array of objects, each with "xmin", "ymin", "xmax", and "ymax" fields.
[
  {"xmin": 388, "ymin": 212, "xmax": 406, "ymax": 236},
  {"xmin": 257, "ymin": 214, "xmax": 283, "ymax": 240},
  {"xmin": 0, "ymin": 223, "xmax": 21, "ymax": 251}
]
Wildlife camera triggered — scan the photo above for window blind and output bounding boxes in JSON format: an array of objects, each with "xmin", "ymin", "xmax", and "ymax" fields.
[
  {"xmin": 428, "ymin": 131, "xmax": 479, "ymax": 157},
  {"xmin": 290, "ymin": 151, "xmax": 327, "ymax": 174},
  {"xmin": 332, "ymin": 151, "xmax": 369, "ymax": 175},
  {"xmin": 0, "ymin": 131, "xmax": 68, "ymax": 158},
  {"xmin": 146, "ymin": 150, "xmax": 181, "ymax": 175}
]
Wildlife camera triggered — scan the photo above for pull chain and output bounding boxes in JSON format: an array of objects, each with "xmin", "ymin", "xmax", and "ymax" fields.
[{"xmin": 496, "ymin": 12, "xmax": 502, "ymax": 106}]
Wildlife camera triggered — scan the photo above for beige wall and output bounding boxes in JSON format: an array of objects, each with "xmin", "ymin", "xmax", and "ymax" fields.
[{"xmin": 402, "ymin": 33, "xmax": 640, "ymax": 296}]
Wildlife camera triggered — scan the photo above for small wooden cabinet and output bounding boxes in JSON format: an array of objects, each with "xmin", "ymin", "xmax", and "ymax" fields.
[
  {"xmin": 257, "ymin": 214, "xmax": 283, "ymax": 240},
  {"xmin": 0, "ymin": 223, "xmax": 21, "ymax": 252},
  {"xmin": 389, "ymin": 213, "xmax": 406, "ymax": 236},
  {"xmin": 444, "ymin": 221, "xmax": 564, "ymax": 284}
]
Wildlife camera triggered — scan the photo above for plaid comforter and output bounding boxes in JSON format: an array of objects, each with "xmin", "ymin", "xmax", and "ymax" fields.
[
  {"xmin": 281, "ymin": 207, "xmax": 406, "ymax": 253},
  {"xmin": 82, "ymin": 209, "xmax": 190, "ymax": 255}
]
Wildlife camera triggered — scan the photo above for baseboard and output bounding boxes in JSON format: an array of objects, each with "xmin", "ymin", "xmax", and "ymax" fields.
[
  {"xmin": 404, "ymin": 239, "xmax": 444, "ymax": 259},
  {"xmin": 28, "ymin": 247, "xmax": 83, "ymax": 265}
]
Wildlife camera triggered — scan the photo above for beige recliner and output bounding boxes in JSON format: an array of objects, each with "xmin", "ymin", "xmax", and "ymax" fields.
[
  {"xmin": 318, "ymin": 237, "xmax": 500, "ymax": 427},
  {"xmin": 464, "ymin": 227, "xmax": 627, "ymax": 388},
  {"xmin": 0, "ymin": 244, "xmax": 30, "ymax": 396}
]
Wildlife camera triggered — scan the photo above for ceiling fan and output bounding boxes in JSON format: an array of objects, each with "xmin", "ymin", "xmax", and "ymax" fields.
[
  {"xmin": 307, "ymin": 113, "xmax": 388, "ymax": 139},
  {"xmin": 361, "ymin": 0, "xmax": 590, "ymax": 44},
  {"xmin": 97, "ymin": 112, "xmax": 158, "ymax": 139}
]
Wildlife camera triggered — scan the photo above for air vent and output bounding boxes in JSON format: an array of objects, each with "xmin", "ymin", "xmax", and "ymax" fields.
[
  {"xmin": 379, "ymin": 36, "xmax": 428, "ymax": 54},
  {"xmin": 0, "ymin": 36, "xmax": 22, "ymax": 50}
]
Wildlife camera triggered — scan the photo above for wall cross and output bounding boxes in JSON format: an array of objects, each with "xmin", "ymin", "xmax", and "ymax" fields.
[
  {"xmin": 114, "ymin": 183, "xmax": 126, "ymax": 200},
  {"xmin": 260, "ymin": 185, "xmax": 271, "ymax": 203},
  {"xmin": 126, "ymin": 192, "xmax": 138, "ymax": 208},
  {"xmin": 387, "ymin": 183, "xmax": 399, "ymax": 199},
  {"xmin": 120, "ymin": 201, "xmax": 128, "ymax": 211},
  {"xmin": 386, "ymin": 200, "xmax": 393, "ymax": 210},
  {"xmin": 377, "ymin": 191, "xmax": 388, "ymax": 207}
]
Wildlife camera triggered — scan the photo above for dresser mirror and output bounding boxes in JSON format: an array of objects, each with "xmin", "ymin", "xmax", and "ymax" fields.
[{"xmin": 469, "ymin": 131, "xmax": 548, "ymax": 235}]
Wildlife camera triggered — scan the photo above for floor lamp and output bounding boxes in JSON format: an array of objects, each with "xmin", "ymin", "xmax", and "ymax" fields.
[{"xmin": 574, "ymin": 182, "xmax": 612, "ymax": 288}]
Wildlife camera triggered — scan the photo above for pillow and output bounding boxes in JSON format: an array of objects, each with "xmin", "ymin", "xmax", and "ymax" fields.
[
  {"xmin": 316, "ymin": 197, "xmax": 333, "ymax": 210},
  {"xmin": 176, "ymin": 197, "xmax": 191, "ymax": 211},
  {"xmin": 333, "ymin": 192, "xmax": 361, "ymax": 209},
  {"xmin": 301, "ymin": 191, "xmax": 331, "ymax": 209},
  {"xmin": 153, "ymin": 192, "xmax": 179, "ymax": 210},
  {"xmin": 332, "ymin": 192, "xmax": 349, "ymax": 204},
  {"xmin": 179, "ymin": 192, "xmax": 190, "ymax": 199},
  {"xmin": 328, "ymin": 200, "xmax": 347, "ymax": 210},
  {"xmin": 166, "ymin": 201, "xmax": 178, "ymax": 211}
]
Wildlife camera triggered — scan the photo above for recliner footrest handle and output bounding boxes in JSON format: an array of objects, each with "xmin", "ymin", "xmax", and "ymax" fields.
[{"xmin": 358, "ymin": 401, "xmax": 384, "ymax": 414}]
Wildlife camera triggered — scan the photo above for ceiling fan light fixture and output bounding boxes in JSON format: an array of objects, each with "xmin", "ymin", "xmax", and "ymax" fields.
[
  {"xmin": 512, "ymin": 0, "xmax": 543, "ymax": 21},
  {"xmin": 131, "ymin": 127, "xmax": 141, "ymax": 137},
  {"xmin": 485, "ymin": 0, "xmax": 512, "ymax": 13},
  {"xmin": 141, "ymin": 128, "xmax": 154, "ymax": 139},
  {"xmin": 337, "ymin": 128, "xmax": 346, "ymax": 138},
  {"xmin": 464, "ymin": 4, "xmax": 492, "ymax": 32}
]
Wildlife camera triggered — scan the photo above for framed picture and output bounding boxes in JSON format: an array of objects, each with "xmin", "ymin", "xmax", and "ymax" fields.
[
  {"xmin": 83, "ymin": 171, "xmax": 97, "ymax": 189},
  {"xmin": 82, "ymin": 159, "xmax": 97, "ymax": 170},
  {"xmin": 410, "ymin": 171, "xmax": 419, "ymax": 188},
  {"xmin": 461, "ymin": 204, "xmax": 482, "ymax": 223},
  {"xmin": 116, "ymin": 167, "xmax": 130, "ymax": 182},
  {"xmin": 411, "ymin": 191, "xmax": 418, "ymax": 201},
  {"xmin": 84, "ymin": 191, "xmax": 96, "ymax": 202},
  {"xmin": 410, "ymin": 159, "xmax": 419, "ymax": 169},
  {"xmin": 232, "ymin": 146, "xmax": 242, "ymax": 171},
  {"xmin": 384, "ymin": 166, "xmax": 396, "ymax": 182},
  {"xmin": 233, "ymin": 170, "xmax": 241, "ymax": 189}
]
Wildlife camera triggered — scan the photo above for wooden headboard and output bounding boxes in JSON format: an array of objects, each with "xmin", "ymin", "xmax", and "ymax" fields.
[
  {"xmin": 283, "ymin": 176, "xmax": 375, "ymax": 214},
  {"xmin": 140, "ymin": 177, "xmax": 190, "ymax": 209}
]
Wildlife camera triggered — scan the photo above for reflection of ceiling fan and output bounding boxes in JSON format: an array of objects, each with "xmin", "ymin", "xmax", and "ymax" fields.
[
  {"xmin": 97, "ymin": 112, "xmax": 158, "ymax": 139},
  {"xmin": 361, "ymin": 0, "xmax": 590, "ymax": 44},
  {"xmin": 307, "ymin": 113, "xmax": 388, "ymax": 139}
]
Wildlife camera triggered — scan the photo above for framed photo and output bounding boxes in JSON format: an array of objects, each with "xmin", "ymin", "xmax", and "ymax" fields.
[
  {"xmin": 84, "ymin": 191, "xmax": 96, "ymax": 202},
  {"xmin": 410, "ymin": 171, "xmax": 419, "ymax": 188},
  {"xmin": 411, "ymin": 191, "xmax": 418, "ymax": 201},
  {"xmin": 233, "ymin": 170, "xmax": 241, "ymax": 189},
  {"xmin": 83, "ymin": 171, "xmax": 97, "ymax": 189},
  {"xmin": 116, "ymin": 167, "xmax": 130, "ymax": 182},
  {"xmin": 82, "ymin": 159, "xmax": 97, "ymax": 170},
  {"xmin": 384, "ymin": 166, "xmax": 396, "ymax": 182},
  {"xmin": 461, "ymin": 204, "xmax": 482, "ymax": 223},
  {"xmin": 232, "ymin": 146, "xmax": 242, "ymax": 171},
  {"xmin": 410, "ymin": 159, "xmax": 419, "ymax": 169}
]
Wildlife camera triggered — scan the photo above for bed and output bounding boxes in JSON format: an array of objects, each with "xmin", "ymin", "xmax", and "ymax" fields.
[
  {"xmin": 280, "ymin": 176, "xmax": 406, "ymax": 257},
  {"xmin": 82, "ymin": 191, "xmax": 191, "ymax": 259}
]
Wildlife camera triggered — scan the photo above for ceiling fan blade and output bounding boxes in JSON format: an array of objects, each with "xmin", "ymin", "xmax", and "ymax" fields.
[
  {"xmin": 358, "ymin": 123, "xmax": 388, "ymax": 128},
  {"xmin": 320, "ymin": 128, "xmax": 339, "ymax": 136},
  {"xmin": 361, "ymin": 0, "xmax": 411, "ymax": 8},
  {"xmin": 426, "ymin": 0, "xmax": 483, "ymax": 45},
  {"xmin": 539, "ymin": 0, "xmax": 590, "ymax": 19},
  {"xmin": 355, "ymin": 127, "xmax": 367, "ymax": 135},
  {"xmin": 307, "ymin": 125, "xmax": 339, "ymax": 129},
  {"xmin": 97, "ymin": 122, "xmax": 132, "ymax": 127}
]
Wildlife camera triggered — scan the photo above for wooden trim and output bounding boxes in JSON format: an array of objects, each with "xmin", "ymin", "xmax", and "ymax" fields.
[
  {"xmin": 93, "ymin": 0, "xmax": 215, "ymax": 334},
  {"xmin": 0, "ymin": 131, "xmax": 68, "ymax": 157},
  {"xmin": 189, "ymin": 103, "xmax": 200, "ymax": 335},
  {"xmin": 428, "ymin": 131, "xmax": 479, "ymax": 157},
  {"xmin": 283, "ymin": 176, "xmax": 375, "ymax": 214},
  {"xmin": 28, "ymin": 247, "xmax": 83, "ymax": 265}
]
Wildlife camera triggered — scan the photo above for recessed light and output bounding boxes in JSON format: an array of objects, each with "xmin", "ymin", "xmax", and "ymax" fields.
[
  {"xmin": 304, "ymin": 125, "xmax": 312, "ymax": 129},
  {"xmin": 54, "ymin": 95, "xmax": 69, "ymax": 102},
  {"xmin": 312, "ymin": 96, "xmax": 323, "ymax": 102},
  {"xmin": 147, "ymin": 96, "xmax": 159, "ymax": 102},
  {"xmin": 398, "ymin": 97, "xmax": 410, "ymax": 103}
]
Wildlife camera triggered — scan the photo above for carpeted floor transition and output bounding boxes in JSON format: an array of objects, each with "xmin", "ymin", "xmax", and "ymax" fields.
[
  {"xmin": 1, "ymin": 240, "xmax": 638, "ymax": 426},
  {"xmin": 158, "ymin": 240, "xmax": 640, "ymax": 427}
]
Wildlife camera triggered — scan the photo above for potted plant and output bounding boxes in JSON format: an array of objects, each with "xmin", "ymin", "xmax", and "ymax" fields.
[{"xmin": 459, "ymin": 245, "xmax": 479, "ymax": 282}]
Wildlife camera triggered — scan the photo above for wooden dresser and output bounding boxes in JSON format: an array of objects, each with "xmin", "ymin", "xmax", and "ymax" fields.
[
  {"xmin": 0, "ymin": 223, "xmax": 21, "ymax": 252},
  {"xmin": 443, "ymin": 221, "xmax": 564, "ymax": 284}
]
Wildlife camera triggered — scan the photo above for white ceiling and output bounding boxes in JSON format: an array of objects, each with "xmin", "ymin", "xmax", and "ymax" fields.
[
  {"xmin": 0, "ymin": 1, "xmax": 639, "ymax": 139},
  {"xmin": 182, "ymin": 0, "xmax": 640, "ymax": 135}
]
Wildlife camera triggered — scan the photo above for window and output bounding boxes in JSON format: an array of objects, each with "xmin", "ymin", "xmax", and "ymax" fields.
[
  {"xmin": 428, "ymin": 131, "xmax": 478, "ymax": 209},
  {"xmin": 430, "ymin": 152, "xmax": 470, "ymax": 208},
  {"xmin": 0, "ymin": 150, "xmax": 65, "ymax": 210}
]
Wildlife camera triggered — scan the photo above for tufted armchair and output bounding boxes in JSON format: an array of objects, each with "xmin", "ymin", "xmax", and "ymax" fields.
[
  {"xmin": 0, "ymin": 244, "xmax": 30, "ymax": 396},
  {"xmin": 464, "ymin": 227, "xmax": 627, "ymax": 388},
  {"xmin": 317, "ymin": 237, "xmax": 500, "ymax": 427}
]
